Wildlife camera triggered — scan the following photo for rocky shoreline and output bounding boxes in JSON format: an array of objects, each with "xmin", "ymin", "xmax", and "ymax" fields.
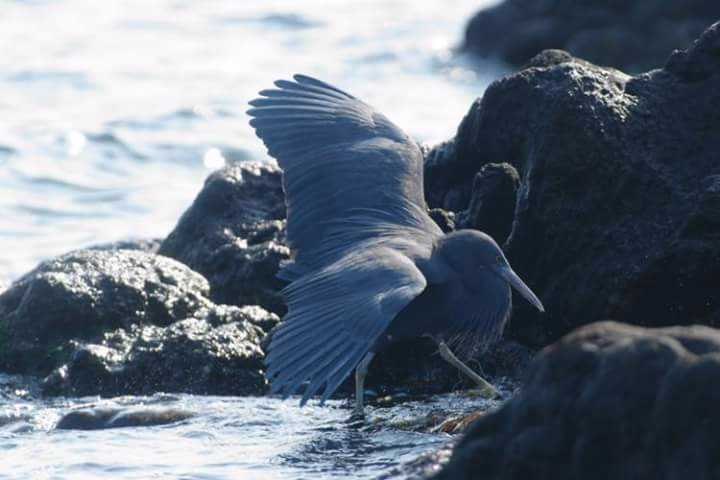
[
  {"xmin": 0, "ymin": 162, "xmax": 529, "ymax": 401},
  {"xmin": 428, "ymin": 19, "xmax": 720, "ymax": 480},
  {"xmin": 2, "ymin": 15, "xmax": 720, "ymax": 480}
]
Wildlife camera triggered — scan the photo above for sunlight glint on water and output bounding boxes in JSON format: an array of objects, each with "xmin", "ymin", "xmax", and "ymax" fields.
[
  {"xmin": 0, "ymin": 0, "xmax": 505, "ymax": 282},
  {"xmin": 0, "ymin": 1, "xmax": 506, "ymax": 478}
]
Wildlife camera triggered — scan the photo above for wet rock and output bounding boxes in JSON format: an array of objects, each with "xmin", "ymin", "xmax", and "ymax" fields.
[
  {"xmin": 353, "ymin": 338, "xmax": 463, "ymax": 398},
  {"xmin": 435, "ymin": 321, "xmax": 720, "ymax": 480},
  {"xmin": 455, "ymin": 163, "xmax": 520, "ymax": 244},
  {"xmin": 379, "ymin": 445, "xmax": 453, "ymax": 480},
  {"xmin": 0, "ymin": 249, "xmax": 212, "ymax": 374},
  {"xmin": 0, "ymin": 414, "xmax": 33, "ymax": 434},
  {"xmin": 336, "ymin": 338, "xmax": 532, "ymax": 401},
  {"xmin": 432, "ymin": 411, "xmax": 485, "ymax": 435},
  {"xmin": 42, "ymin": 305, "xmax": 278, "ymax": 397},
  {"xmin": 463, "ymin": 0, "xmax": 720, "ymax": 72},
  {"xmin": 425, "ymin": 22, "xmax": 720, "ymax": 345},
  {"xmin": 159, "ymin": 162, "xmax": 289, "ymax": 314},
  {"xmin": 157, "ymin": 162, "xmax": 525, "ymax": 399},
  {"xmin": 56, "ymin": 407, "xmax": 194, "ymax": 430},
  {"xmin": 480, "ymin": 340, "xmax": 533, "ymax": 379},
  {"xmin": 0, "ymin": 373, "xmax": 38, "ymax": 400},
  {"xmin": 428, "ymin": 208, "xmax": 456, "ymax": 233}
]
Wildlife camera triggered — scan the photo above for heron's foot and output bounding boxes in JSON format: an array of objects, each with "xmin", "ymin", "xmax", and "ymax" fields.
[
  {"xmin": 349, "ymin": 406, "xmax": 367, "ymax": 423},
  {"xmin": 463, "ymin": 369, "xmax": 501, "ymax": 399},
  {"xmin": 470, "ymin": 382, "xmax": 500, "ymax": 400},
  {"xmin": 438, "ymin": 342, "xmax": 501, "ymax": 399}
]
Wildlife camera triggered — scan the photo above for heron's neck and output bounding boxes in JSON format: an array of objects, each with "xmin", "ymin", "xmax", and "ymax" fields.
[{"xmin": 414, "ymin": 236, "xmax": 457, "ymax": 284}]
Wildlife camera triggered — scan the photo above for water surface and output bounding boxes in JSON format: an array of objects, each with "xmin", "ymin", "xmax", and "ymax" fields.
[
  {"xmin": 0, "ymin": 0, "xmax": 505, "ymax": 281},
  {"xmin": 1, "ymin": 375, "xmax": 509, "ymax": 479},
  {"xmin": 0, "ymin": 1, "xmax": 507, "ymax": 478}
]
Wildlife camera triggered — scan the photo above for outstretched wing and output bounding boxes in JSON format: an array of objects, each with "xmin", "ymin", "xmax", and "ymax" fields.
[
  {"xmin": 265, "ymin": 246, "xmax": 426, "ymax": 405},
  {"xmin": 247, "ymin": 74, "xmax": 441, "ymax": 278}
]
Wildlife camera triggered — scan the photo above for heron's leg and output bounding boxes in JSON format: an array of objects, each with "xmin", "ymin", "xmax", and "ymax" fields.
[
  {"xmin": 354, "ymin": 351, "xmax": 375, "ymax": 414},
  {"xmin": 438, "ymin": 342, "xmax": 499, "ymax": 398}
]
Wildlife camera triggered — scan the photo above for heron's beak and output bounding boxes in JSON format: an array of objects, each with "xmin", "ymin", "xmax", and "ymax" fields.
[{"xmin": 498, "ymin": 266, "xmax": 545, "ymax": 312}]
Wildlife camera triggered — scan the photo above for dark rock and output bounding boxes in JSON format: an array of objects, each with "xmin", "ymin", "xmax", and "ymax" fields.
[
  {"xmin": 0, "ymin": 245, "xmax": 278, "ymax": 397},
  {"xmin": 480, "ymin": 340, "xmax": 533, "ymax": 379},
  {"xmin": 0, "ymin": 249, "xmax": 212, "ymax": 374},
  {"xmin": 380, "ymin": 444, "xmax": 454, "ymax": 480},
  {"xmin": 338, "ymin": 338, "xmax": 532, "ymax": 400},
  {"xmin": 157, "ymin": 162, "xmax": 527, "ymax": 399},
  {"xmin": 355, "ymin": 338, "xmax": 466, "ymax": 398},
  {"xmin": 456, "ymin": 163, "xmax": 520, "ymax": 244},
  {"xmin": 55, "ymin": 407, "xmax": 194, "ymax": 430},
  {"xmin": 463, "ymin": 0, "xmax": 720, "ymax": 72},
  {"xmin": 159, "ymin": 162, "xmax": 290, "ymax": 314},
  {"xmin": 523, "ymin": 48, "xmax": 576, "ymax": 69},
  {"xmin": 432, "ymin": 411, "xmax": 486, "ymax": 435},
  {"xmin": 42, "ymin": 304, "xmax": 278, "ymax": 397},
  {"xmin": 424, "ymin": 112, "xmax": 479, "ymax": 212},
  {"xmin": 425, "ymin": 22, "xmax": 720, "ymax": 346},
  {"xmin": 0, "ymin": 413, "xmax": 33, "ymax": 434},
  {"xmin": 666, "ymin": 20, "xmax": 720, "ymax": 82},
  {"xmin": 0, "ymin": 373, "xmax": 38, "ymax": 400},
  {"xmin": 428, "ymin": 208, "xmax": 456, "ymax": 233},
  {"xmin": 435, "ymin": 321, "xmax": 720, "ymax": 480}
]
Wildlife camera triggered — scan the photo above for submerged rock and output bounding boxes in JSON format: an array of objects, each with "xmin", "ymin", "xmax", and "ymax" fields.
[
  {"xmin": 42, "ymin": 305, "xmax": 277, "ymax": 397},
  {"xmin": 463, "ymin": 0, "xmax": 720, "ymax": 72},
  {"xmin": 56, "ymin": 407, "xmax": 194, "ymax": 430},
  {"xmin": 159, "ymin": 162, "xmax": 289, "ymax": 314},
  {"xmin": 0, "ymin": 249, "xmax": 212, "ymax": 373},
  {"xmin": 426, "ymin": 22, "xmax": 720, "ymax": 345},
  {"xmin": 435, "ymin": 321, "xmax": 720, "ymax": 480}
]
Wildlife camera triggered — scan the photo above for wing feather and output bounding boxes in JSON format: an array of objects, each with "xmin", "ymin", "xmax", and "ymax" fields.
[
  {"xmin": 265, "ymin": 247, "xmax": 426, "ymax": 405},
  {"xmin": 248, "ymin": 74, "xmax": 441, "ymax": 279},
  {"xmin": 249, "ymin": 75, "xmax": 440, "ymax": 406}
]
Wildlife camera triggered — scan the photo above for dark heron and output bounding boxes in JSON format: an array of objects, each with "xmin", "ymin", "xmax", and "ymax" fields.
[{"xmin": 248, "ymin": 74, "xmax": 544, "ymax": 413}]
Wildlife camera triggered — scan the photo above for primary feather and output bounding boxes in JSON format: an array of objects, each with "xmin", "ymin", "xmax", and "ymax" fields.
[{"xmin": 248, "ymin": 74, "xmax": 441, "ymax": 404}]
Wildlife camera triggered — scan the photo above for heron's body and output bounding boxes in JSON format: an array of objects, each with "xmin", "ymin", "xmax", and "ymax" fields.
[
  {"xmin": 247, "ymin": 74, "xmax": 544, "ymax": 412},
  {"xmin": 373, "ymin": 250, "xmax": 511, "ymax": 353}
]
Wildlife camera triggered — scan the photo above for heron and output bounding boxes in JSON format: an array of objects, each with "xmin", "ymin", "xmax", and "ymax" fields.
[{"xmin": 248, "ymin": 74, "xmax": 544, "ymax": 414}]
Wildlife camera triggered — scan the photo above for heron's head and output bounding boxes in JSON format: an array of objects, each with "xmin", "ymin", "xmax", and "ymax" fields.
[{"xmin": 437, "ymin": 230, "xmax": 545, "ymax": 312}]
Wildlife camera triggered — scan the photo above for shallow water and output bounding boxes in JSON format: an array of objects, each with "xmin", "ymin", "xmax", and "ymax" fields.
[
  {"xmin": 1, "ymin": 1, "xmax": 508, "ymax": 478},
  {"xmin": 0, "ymin": 374, "xmax": 510, "ymax": 479}
]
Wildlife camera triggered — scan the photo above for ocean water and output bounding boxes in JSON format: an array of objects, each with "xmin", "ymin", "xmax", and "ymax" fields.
[
  {"xmin": 0, "ymin": 0, "xmax": 505, "ymax": 283},
  {"xmin": 0, "ymin": 378, "xmax": 510, "ymax": 479},
  {"xmin": 0, "ymin": 0, "xmax": 508, "ymax": 478}
]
